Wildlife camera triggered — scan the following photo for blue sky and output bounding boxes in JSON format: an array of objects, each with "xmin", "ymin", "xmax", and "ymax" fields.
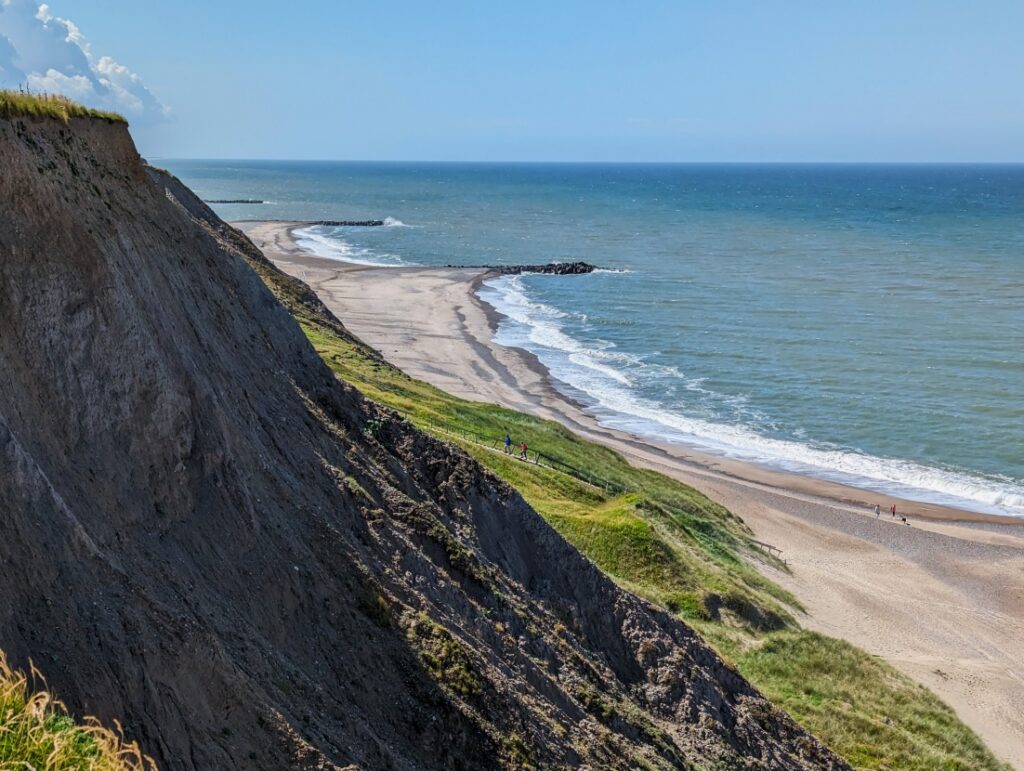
[{"xmin": 11, "ymin": 1, "xmax": 1024, "ymax": 161}]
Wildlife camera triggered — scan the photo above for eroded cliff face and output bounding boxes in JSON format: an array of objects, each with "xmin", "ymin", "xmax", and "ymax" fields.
[{"xmin": 0, "ymin": 114, "xmax": 847, "ymax": 770}]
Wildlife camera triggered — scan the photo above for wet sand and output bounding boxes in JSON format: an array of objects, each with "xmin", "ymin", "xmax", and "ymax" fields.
[{"xmin": 239, "ymin": 220, "xmax": 1024, "ymax": 768}]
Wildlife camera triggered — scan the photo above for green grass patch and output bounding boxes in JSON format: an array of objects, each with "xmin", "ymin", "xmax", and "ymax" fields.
[
  {"xmin": 251, "ymin": 247, "xmax": 1009, "ymax": 770},
  {"xmin": 0, "ymin": 90, "xmax": 126, "ymax": 123},
  {"xmin": 406, "ymin": 613, "xmax": 483, "ymax": 698},
  {"xmin": 740, "ymin": 631, "xmax": 1009, "ymax": 770}
]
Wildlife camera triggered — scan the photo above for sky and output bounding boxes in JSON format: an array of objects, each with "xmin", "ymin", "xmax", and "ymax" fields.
[{"xmin": 2, "ymin": 0, "xmax": 1023, "ymax": 161}]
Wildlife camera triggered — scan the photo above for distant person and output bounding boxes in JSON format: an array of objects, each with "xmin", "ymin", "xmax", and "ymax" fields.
[
  {"xmin": 504, "ymin": 433, "xmax": 513, "ymax": 454},
  {"xmin": 519, "ymin": 441, "xmax": 528, "ymax": 460},
  {"xmin": 874, "ymin": 504, "xmax": 881, "ymax": 518},
  {"xmin": 891, "ymin": 504, "xmax": 897, "ymax": 517}
]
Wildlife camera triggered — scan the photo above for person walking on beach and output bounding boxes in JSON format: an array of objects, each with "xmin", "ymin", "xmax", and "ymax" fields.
[
  {"xmin": 504, "ymin": 433, "xmax": 513, "ymax": 455},
  {"xmin": 519, "ymin": 441, "xmax": 528, "ymax": 460},
  {"xmin": 874, "ymin": 504, "xmax": 881, "ymax": 518},
  {"xmin": 891, "ymin": 504, "xmax": 897, "ymax": 517}
]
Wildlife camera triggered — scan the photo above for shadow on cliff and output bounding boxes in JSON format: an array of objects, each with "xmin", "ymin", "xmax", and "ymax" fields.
[{"xmin": 0, "ymin": 113, "xmax": 846, "ymax": 770}]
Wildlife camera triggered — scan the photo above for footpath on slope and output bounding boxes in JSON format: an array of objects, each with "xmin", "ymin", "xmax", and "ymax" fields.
[{"xmin": 385, "ymin": 410, "xmax": 791, "ymax": 564}]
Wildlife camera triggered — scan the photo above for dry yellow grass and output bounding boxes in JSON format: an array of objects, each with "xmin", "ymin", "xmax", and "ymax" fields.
[
  {"xmin": 0, "ymin": 651, "xmax": 154, "ymax": 770},
  {"xmin": 0, "ymin": 90, "xmax": 125, "ymax": 123}
]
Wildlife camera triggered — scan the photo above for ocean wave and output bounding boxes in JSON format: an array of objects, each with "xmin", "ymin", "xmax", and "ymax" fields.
[
  {"xmin": 482, "ymin": 276, "xmax": 630, "ymax": 385},
  {"xmin": 383, "ymin": 216, "xmax": 409, "ymax": 227},
  {"xmin": 293, "ymin": 225, "xmax": 410, "ymax": 267},
  {"xmin": 478, "ymin": 275, "xmax": 1024, "ymax": 518}
]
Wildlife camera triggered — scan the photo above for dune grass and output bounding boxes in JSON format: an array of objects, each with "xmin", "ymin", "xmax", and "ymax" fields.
[
  {"xmin": 0, "ymin": 90, "xmax": 125, "ymax": 123},
  {"xmin": 0, "ymin": 652, "xmax": 153, "ymax": 770},
  {"xmin": 248, "ymin": 251, "xmax": 1010, "ymax": 770},
  {"xmin": 740, "ymin": 631, "xmax": 1009, "ymax": 771}
]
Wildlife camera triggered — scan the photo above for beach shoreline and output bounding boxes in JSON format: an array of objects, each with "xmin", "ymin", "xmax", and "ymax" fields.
[
  {"xmin": 238, "ymin": 219, "xmax": 1024, "ymax": 767},
  {"xmin": 244, "ymin": 220, "xmax": 1019, "ymax": 528}
]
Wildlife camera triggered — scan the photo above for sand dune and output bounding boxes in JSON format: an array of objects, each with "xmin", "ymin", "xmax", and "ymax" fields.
[{"xmin": 239, "ymin": 220, "xmax": 1024, "ymax": 769}]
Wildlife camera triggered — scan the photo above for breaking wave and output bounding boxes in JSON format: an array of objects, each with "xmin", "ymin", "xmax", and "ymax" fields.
[
  {"xmin": 292, "ymin": 225, "xmax": 410, "ymax": 267},
  {"xmin": 478, "ymin": 274, "xmax": 1024, "ymax": 518}
]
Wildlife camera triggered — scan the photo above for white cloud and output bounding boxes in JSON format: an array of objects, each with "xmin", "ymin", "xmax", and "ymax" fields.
[{"xmin": 0, "ymin": 0, "xmax": 168, "ymax": 122}]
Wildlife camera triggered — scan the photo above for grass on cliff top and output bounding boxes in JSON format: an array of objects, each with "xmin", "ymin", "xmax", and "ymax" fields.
[
  {"xmin": 0, "ymin": 90, "xmax": 125, "ymax": 124},
  {"xmin": 0, "ymin": 652, "xmax": 153, "ymax": 770},
  {"xmin": 254, "ymin": 258, "xmax": 1010, "ymax": 770}
]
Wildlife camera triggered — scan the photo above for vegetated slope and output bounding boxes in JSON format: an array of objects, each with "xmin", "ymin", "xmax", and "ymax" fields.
[
  {"xmin": 0, "ymin": 111, "xmax": 846, "ymax": 768},
  {"xmin": 243, "ymin": 222, "xmax": 1010, "ymax": 770}
]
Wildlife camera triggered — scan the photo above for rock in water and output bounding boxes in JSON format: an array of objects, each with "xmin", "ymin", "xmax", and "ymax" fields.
[
  {"xmin": 0, "ymin": 111, "xmax": 848, "ymax": 770},
  {"xmin": 203, "ymin": 198, "xmax": 267, "ymax": 204},
  {"xmin": 446, "ymin": 261, "xmax": 600, "ymax": 274},
  {"xmin": 492, "ymin": 261, "xmax": 598, "ymax": 275},
  {"xmin": 307, "ymin": 219, "xmax": 386, "ymax": 227}
]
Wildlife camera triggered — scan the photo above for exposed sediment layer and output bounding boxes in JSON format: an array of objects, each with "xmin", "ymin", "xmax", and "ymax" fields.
[{"xmin": 0, "ymin": 116, "xmax": 847, "ymax": 769}]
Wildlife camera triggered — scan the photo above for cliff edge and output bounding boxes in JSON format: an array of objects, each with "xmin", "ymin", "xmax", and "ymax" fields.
[{"xmin": 0, "ymin": 109, "xmax": 846, "ymax": 770}]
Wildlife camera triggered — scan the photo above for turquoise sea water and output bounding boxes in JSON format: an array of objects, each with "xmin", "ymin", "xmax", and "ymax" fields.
[{"xmin": 165, "ymin": 161, "xmax": 1024, "ymax": 517}]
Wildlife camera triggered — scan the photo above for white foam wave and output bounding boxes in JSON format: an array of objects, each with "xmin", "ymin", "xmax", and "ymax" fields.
[
  {"xmin": 293, "ymin": 226, "xmax": 409, "ymax": 267},
  {"xmin": 478, "ymin": 275, "xmax": 1024, "ymax": 518},
  {"xmin": 383, "ymin": 217, "xmax": 409, "ymax": 227},
  {"xmin": 484, "ymin": 276, "xmax": 631, "ymax": 385}
]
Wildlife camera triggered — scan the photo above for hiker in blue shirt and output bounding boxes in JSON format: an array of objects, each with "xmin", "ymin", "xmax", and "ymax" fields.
[{"xmin": 504, "ymin": 433, "xmax": 513, "ymax": 454}]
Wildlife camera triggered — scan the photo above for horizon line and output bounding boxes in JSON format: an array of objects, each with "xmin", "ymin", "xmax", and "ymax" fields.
[{"xmin": 151, "ymin": 157, "xmax": 1024, "ymax": 166}]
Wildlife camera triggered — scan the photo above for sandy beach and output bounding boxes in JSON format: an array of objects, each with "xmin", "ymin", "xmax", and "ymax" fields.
[{"xmin": 239, "ymin": 220, "xmax": 1024, "ymax": 768}]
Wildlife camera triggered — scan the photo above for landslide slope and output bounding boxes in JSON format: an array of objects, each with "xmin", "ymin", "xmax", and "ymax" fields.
[{"xmin": 0, "ymin": 110, "xmax": 846, "ymax": 769}]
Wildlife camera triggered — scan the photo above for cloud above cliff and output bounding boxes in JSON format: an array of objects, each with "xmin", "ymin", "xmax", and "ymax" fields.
[{"xmin": 0, "ymin": 1, "xmax": 168, "ymax": 122}]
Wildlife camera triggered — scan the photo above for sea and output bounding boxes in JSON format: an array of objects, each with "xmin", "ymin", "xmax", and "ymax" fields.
[{"xmin": 163, "ymin": 160, "xmax": 1024, "ymax": 518}]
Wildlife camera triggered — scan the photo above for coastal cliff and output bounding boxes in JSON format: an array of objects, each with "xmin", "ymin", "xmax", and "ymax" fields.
[{"xmin": 0, "ymin": 107, "xmax": 846, "ymax": 769}]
